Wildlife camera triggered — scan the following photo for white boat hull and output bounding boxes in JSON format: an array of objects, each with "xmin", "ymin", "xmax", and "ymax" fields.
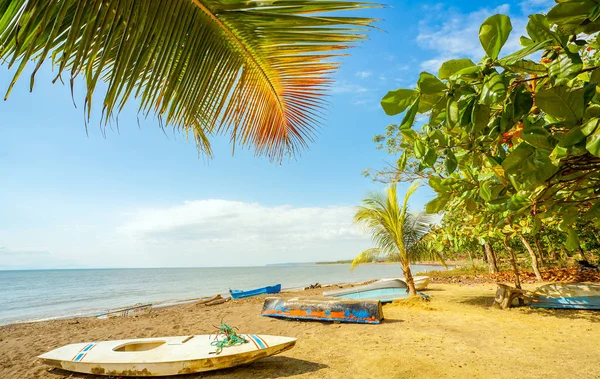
[
  {"xmin": 38, "ymin": 334, "xmax": 296, "ymax": 376},
  {"xmin": 379, "ymin": 276, "xmax": 429, "ymax": 290}
]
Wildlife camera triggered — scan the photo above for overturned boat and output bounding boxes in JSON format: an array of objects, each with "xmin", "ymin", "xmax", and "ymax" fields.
[
  {"xmin": 229, "ymin": 284, "xmax": 281, "ymax": 299},
  {"xmin": 38, "ymin": 333, "xmax": 296, "ymax": 376},
  {"xmin": 378, "ymin": 276, "xmax": 430, "ymax": 290},
  {"xmin": 261, "ymin": 297, "xmax": 383, "ymax": 324},
  {"xmin": 322, "ymin": 279, "xmax": 411, "ymax": 303},
  {"xmin": 529, "ymin": 283, "xmax": 600, "ymax": 310}
]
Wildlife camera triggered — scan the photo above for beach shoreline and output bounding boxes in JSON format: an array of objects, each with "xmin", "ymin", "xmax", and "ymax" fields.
[{"xmin": 2, "ymin": 282, "xmax": 600, "ymax": 379}]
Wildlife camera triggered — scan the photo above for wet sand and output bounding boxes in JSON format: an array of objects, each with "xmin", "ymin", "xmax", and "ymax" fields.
[{"xmin": 1, "ymin": 283, "xmax": 599, "ymax": 379}]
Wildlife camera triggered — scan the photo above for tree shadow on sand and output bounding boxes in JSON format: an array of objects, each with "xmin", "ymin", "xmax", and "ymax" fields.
[
  {"xmin": 456, "ymin": 294, "xmax": 600, "ymax": 323},
  {"xmin": 457, "ymin": 294, "xmax": 496, "ymax": 307},
  {"xmin": 47, "ymin": 356, "xmax": 328, "ymax": 379}
]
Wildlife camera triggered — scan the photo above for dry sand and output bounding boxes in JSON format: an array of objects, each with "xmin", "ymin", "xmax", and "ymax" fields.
[{"xmin": 1, "ymin": 283, "xmax": 599, "ymax": 379}]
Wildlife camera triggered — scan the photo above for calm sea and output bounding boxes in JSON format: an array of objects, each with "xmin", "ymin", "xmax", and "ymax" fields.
[{"xmin": 0, "ymin": 264, "xmax": 444, "ymax": 326}]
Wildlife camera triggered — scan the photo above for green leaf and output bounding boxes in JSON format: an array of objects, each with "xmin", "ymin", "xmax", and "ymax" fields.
[
  {"xmin": 428, "ymin": 177, "xmax": 443, "ymax": 191},
  {"xmin": 401, "ymin": 129, "xmax": 419, "ymax": 144},
  {"xmin": 526, "ymin": 14, "xmax": 554, "ymax": 43},
  {"xmin": 397, "ymin": 151, "xmax": 408, "ymax": 171},
  {"xmin": 414, "ymin": 139, "xmax": 426, "ymax": 158},
  {"xmin": 480, "ymin": 72, "xmax": 506, "ymax": 105},
  {"xmin": 559, "ymin": 125, "xmax": 587, "ymax": 147},
  {"xmin": 418, "ymin": 72, "xmax": 446, "ymax": 94},
  {"xmin": 498, "ymin": 39, "xmax": 552, "ymax": 66},
  {"xmin": 549, "ymin": 52, "xmax": 583, "ymax": 85},
  {"xmin": 450, "ymin": 65, "xmax": 481, "ymax": 80},
  {"xmin": 586, "ymin": 126, "xmax": 600, "ymax": 157},
  {"xmin": 547, "ymin": 1, "xmax": 597, "ymax": 25},
  {"xmin": 472, "ymin": 104, "xmax": 491, "ymax": 132},
  {"xmin": 521, "ymin": 126, "xmax": 552, "ymax": 149},
  {"xmin": 381, "ymin": 89, "xmax": 419, "ymax": 116},
  {"xmin": 400, "ymin": 97, "xmax": 420, "ymax": 130},
  {"xmin": 446, "ymin": 99, "xmax": 459, "ymax": 127},
  {"xmin": 536, "ymin": 86, "xmax": 584, "ymax": 122},
  {"xmin": 520, "ymin": 36, "xmax": 534, "ymax": 46},
  {"xmin": 438, "ymin": 59, "xmax": 476, "ymax": 80},
  {"xmin": 508, "ymin": 193, "xmax": 530, "ymax": 211},
  {"xmin": 445, "ymin": 151, "xmax": 458, "ymax": 174},
  {"xmin": 513, "ymin": 86, "xmax": 534, "ymax": 118},
  {"xmin": 504, "ymin": 59, "xmax": 548, "ymax": 75},
  {"xmin": 565, "ymin": 227, "xmax": 580, "ymax": 251},
  {"xmin": 426, "ymin": 196, "xmax": 449, "ymax": 214},
  {"xmin": 479, "ymin": 14, "xmax": 512, "ymax": 60},
  {"xmin": 582, "ymin": 118, "xmax": 600, "ymax": 135},
  {"xmin": 423, "ymin": 148, "xmax": 438, "ymax": 167}
]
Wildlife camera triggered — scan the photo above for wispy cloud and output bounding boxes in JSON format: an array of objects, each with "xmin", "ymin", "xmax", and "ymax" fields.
[
  {"xmin": 416, "ymin": 4, "xmax": 527, "ymax": 72},
  {"xmin": 117, "ymin": 199, "xmax": 371, "ymax": 266},
  {"xmin": 520, "ymin": 0, "xmax": 554, "ymax": 14},
  {"xmin": 331, "ymin": 80, "xmax": 369, "ymax": 94},
  {"xmin": 0, "ymin": 246, "xmax": 50, "ymax": 256},
  {"xmin": 355, "ymin": 71, "xmax": 373, "ymax": 79}
]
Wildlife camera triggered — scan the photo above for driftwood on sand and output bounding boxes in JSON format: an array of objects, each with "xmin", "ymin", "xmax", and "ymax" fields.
[{"xmin": 205, "ymin": 297, "xmax": 231, "ymax": 306}]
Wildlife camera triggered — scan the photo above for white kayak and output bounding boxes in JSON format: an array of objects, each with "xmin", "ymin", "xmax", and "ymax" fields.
[
  {"xmin": 38, "ymin": 334, "xmax": 297, "ymax": 376},
  {"xmin": 379, "ymin": 276, "xmax": 430, "ymax": 290}
]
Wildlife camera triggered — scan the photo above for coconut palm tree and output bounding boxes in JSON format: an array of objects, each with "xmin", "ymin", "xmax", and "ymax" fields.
[
  {"xmin": 352, "ymin": 181, "xmax": 437, "ymax": 296},
  {"xmin": 0, "ymin": 0, "xmax": 378, "ymax": 160}
]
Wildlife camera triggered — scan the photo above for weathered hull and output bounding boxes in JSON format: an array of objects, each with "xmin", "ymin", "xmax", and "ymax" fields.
[
  {"xmin": 38, "ymin": 334, "xmax": 296, "ymax": 376},
  {"xmin": 529, "ymin": 283, "xmax": 600, "ymax": 310},
  {"xmin": 230, "ymin": 284, "xmax": 281, "ymax": 299},
  {"xmin": 323, "ymin": 279, "xmax": 410, "ymax": 302},
  {"xmin": 378, "ymin": 276, "xmax": 430, "ymax": 290},
  {"xmin": 261, "ymin": 297, "xmax": 383, "ymax": 324}
]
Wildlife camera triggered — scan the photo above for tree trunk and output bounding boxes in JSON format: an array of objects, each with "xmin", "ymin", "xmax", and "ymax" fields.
[
  {"xmin": 504, "ymin": 237, "xmax": 522, "ymax": 290},
  {"xmin": 401, "ymin": 262, "xmax": 417, "ymax": 296},
  {"xmin": 483, "ymin": 241, "xmax": 498, "ymax": 274},
  {"xmin": 534, "ymin": 234, "xmax": 545, "ymax": 267},
  {"xmin": 519, "ymin": 234, "xmax": 542, "ymax": 281}
]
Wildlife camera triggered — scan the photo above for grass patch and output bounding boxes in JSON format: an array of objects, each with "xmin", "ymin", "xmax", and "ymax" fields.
[
  {"xmin": 386, "ymin": 295, "xmax": 436, "ymax": 310},
  {"xmin": 417, "ymin": 264, "xmax": 489, "ymax": 278}
]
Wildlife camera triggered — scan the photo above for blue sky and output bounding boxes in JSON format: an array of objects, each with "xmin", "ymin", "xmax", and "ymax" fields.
[{"xmin": 0, "ymin": 0, "xmax": 554, "ymax": 269}]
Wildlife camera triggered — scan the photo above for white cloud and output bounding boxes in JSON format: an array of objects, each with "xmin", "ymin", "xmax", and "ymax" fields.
[
  {"xmin": 331, "ymin": 80, "xmax": 369, "ymax": 94},
  {"xmin": 117, "ymin": 200, "xmax": 370, "ymax": 266},
  {"xmin": 520, "ymin": 0, "xmax": 554, "ymax": 14},
  {"xmin": 355, "ymin": 71, "xmax": 373, "ymax": 79},
  {"xmin": 416, "ymin": 4, "xmax": 527, "ymax": 72},
  {"xmin": 0, "ymin": 200, "xmax": 374, "ymax": 269}
]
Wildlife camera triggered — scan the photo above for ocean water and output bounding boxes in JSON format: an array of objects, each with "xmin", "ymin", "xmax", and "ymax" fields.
[{"xmin": 0, "ymin": 264, "xmax": 445, "ymax": 326}]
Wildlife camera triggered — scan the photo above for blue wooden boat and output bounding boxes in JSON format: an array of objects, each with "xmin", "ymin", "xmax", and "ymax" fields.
[
  {"xmin": 261, "ymin": 297, "xmax": 383, "ymax": 324},
  {"xmin": 230, "ymin": 284, "xmax": 281, "ymax": 299},
  {"xmin": 529, "ymin": 283, "xmax": 600, "ymax": 310},
  {"xmin": 323, "ymin": 279, "xmax": 420, "ymax": 303}
]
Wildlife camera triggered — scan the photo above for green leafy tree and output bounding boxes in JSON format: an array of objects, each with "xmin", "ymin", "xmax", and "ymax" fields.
[
  {"xmin": 371, "ymin": 1, "xmax": 600, "ymax": 281},
  {"xmin": 352, "ymin": 181, "xmax": 437, "ymax": 295},
  {"xmin": 0, "ymin": 0, "xmax": 379, "ymax": 160}
]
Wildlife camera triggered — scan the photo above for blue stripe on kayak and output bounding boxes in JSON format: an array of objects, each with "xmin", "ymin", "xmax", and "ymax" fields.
[
  {"xmin": 250, "ymin": 335, "xmax": 266, "ymax": 349},
  {"xmin": 73, "ymin": 353, "xmax": 85, "ymax": 362},
  {"xmin": 82, "ymin": 343, "xmax": 95, "ymax": 352}
]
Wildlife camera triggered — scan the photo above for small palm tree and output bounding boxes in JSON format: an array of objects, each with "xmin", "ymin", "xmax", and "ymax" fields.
[{"xmin": 352, "ymin": 181, "xmax": 436, "ymax": 296}]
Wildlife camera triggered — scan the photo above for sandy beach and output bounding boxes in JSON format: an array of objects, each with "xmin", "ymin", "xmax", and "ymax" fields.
[{"xmin": 1, "ymin": 282, "xmax": 599, "ymax": 379}]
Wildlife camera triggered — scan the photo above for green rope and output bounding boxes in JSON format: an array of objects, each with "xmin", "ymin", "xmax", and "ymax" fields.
[{"xmin": 210, "ymin": 323, "xmax": 248, "ymax": 355}]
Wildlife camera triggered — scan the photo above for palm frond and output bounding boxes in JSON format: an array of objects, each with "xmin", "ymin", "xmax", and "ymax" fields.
[
  {"xmin": 0, "ymin": 0, "xmax": 380, "ymax": 160},
  {"xmin": 350, "ymin": 247, "xmax": 383, "ymax": 269}
]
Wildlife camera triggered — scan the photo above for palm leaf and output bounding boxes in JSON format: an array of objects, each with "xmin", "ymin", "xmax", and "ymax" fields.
[
  {"xmin": 0, "ymin": 0, "xmax": 380, "ymax": 159},
  {"xmin": 350, "ymin": 247, "xmax": 383, "ymax": 269}
]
